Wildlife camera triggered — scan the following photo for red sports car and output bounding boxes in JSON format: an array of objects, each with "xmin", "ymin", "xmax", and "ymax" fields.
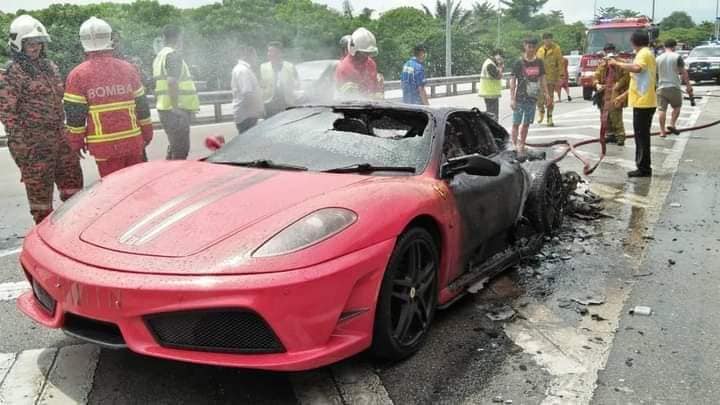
[{"xmin": 17, "ymin": 103, "xmax": 563, "ymax": 371}]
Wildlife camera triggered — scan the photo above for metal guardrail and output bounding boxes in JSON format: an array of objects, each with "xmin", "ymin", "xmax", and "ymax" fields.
[
  {"xmin": 146, "ymin": 73, "xmax": 510, "ymax": 124},
  {"xmin": 0, "ymin": 74, "xmax": 509, "ymax": 144}
]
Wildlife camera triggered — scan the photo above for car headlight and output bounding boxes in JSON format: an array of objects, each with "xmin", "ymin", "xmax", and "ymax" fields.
[{"xmin": 252, "ymin": 208, "xmax": 357, "ymax": 257}]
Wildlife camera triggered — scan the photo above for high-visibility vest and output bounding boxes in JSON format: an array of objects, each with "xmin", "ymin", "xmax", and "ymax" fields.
[
  {"xmin": 152, "ymin": 47, "xmax": 199, "ymax": 111},
  {"xmin": 260, "ymin": 62, "xmax": 297, "ymax": 105},
  {"xmin": 478, "ymin": 58, "xmax": 502, "ymax": 98}
]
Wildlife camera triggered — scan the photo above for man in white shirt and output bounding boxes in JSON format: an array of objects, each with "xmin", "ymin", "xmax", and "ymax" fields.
[
  {"xmin": 231, "ymin": 46, "xmax": 264, "ymax": 134},
  {"xmin": 655, "ymin": 38, "xmax": 693, "ymax": 137}
]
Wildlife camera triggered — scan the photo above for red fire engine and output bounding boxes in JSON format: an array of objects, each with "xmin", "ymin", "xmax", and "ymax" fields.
[{"xmin": 579, "ymin": 16, "xmax": 659, "ymax": 100}]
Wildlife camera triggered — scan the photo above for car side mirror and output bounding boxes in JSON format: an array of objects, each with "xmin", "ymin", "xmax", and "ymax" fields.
[
  {"xmin": 205, "ymin": 135, "xmax": 226, "ymax": 151},
  {"xmin": 442, "ymin": 154, "xmax": 501, "ymax": 178}
]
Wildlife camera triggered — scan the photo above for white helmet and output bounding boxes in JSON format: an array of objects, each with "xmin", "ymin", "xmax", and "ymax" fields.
[
  {"xmin": 348, "ymin": 27, "xmax": 378, "ymax": 56},
  {"xmin": 79, "ymin": 17, "xmax": 113, "ymax": 52},
  {"xmin": 8, "ymin": 15, "xmax": 51, "ymax": 53}
]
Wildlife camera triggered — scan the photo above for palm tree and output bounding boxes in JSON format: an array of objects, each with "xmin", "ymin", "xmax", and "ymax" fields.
[{"xmin": 422, "ymin": 0, "xmax": 473, "ymax": 29}]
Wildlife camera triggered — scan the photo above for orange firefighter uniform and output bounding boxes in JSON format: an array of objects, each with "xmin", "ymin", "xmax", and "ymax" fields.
[{"xmin": 64, "ymin": 51, "xmax": 153, "ymax": 177}]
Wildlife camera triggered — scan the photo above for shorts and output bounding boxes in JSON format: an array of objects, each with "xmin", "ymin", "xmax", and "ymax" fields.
[
  {"xmin": 513, "ymin": 99, "xmax": 536, "ymax": 125},
  {"xmin": 657, "ymin": 87, "xmax": 682, "ymax": 112}
]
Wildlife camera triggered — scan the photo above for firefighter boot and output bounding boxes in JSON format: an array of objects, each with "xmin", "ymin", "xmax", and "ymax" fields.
[
  {"xmin": 547, "ymin": 114, "xmax": 554, "ymax": 127},
  {"xmin": 616, "ymin": 133, "xmax": 625, "ymax": 146}
]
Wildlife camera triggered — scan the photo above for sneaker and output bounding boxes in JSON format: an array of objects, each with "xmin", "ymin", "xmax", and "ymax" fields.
[
  {"xmin": 606, "ymin": 134, "xmax": 617, "ymax": 144},
  {"xmin": 568, "ymin": 96, "xmax": 572, "ymax": 102},
  {"xmin": 616, "ymin": 137, "xmax": 625, "ymax": 146},
  {"xmin": 547, "ymin": 116, "xmax": 554, "ymax": 127},
  {"xmin": 537, "ymin": 112, "xmax": 544, "ymax": 124},
  {"xmin": 627, "ymin": 169, "xmax": 651, "ymax": 178},
  {"xmin": 667, "ymin": 126, "xmax": 680, "ymax": 135}
]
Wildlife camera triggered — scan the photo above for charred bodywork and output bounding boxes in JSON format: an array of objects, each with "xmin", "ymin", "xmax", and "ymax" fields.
[{"xmin": 18, "ymin": 102, "xmax": 562, "ymax": 371}]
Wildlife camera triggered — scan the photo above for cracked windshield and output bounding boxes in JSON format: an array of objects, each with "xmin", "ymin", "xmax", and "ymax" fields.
[{"xmin": 0, "ymin": 0, "xmax": 719, "ymax": 404}]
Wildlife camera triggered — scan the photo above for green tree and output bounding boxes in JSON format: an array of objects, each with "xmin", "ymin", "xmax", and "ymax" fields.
[
  {"xmin": 597, "ymin": 7, "xmax": 641, "ymax": 19},
  {"xmin": 500, "ymin": 0, "xmax": 548, "ymax": 24},
  {"xmin": 660, "ymin": 11, "xmax": 695, "ymax": 30}
]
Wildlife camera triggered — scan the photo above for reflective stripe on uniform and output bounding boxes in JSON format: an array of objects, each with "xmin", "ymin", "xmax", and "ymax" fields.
[
  {"xmin": 88, "ymin": 100, "xmax": 136, "ymax": 113},
  {"xmin": 86, "ymin": 127, "xmax": 141, "ymax": 143},
  {"xmin": 133, "ymin": 87, "xmax": 145, "ymax": 97},
  {"xmin": 64, "ymin": 92, "xmax": 87, "ymax": 104},
  {"xmin": 66, "ymin": 125, "xmax": 86, "ymax": 134},
  {"xmin": 138, "ymin": 117, "xmax": 152, "ymax": 126}
]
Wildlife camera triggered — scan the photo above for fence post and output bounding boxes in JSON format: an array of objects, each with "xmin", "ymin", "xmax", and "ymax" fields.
[
  {"xmin": 471, "ymin": 81, "xmax": 477, "ymax": 93},
  {"xmin": 430, "ymin": 86, "xmax": 436, "ymax": 98},
  {"xmin": 452, "ymin": 84, "xmax": 457, "ymax": 95},
  {"xmin": 214, "ymin": 103, "xmax": 222, "ymax": 123}
]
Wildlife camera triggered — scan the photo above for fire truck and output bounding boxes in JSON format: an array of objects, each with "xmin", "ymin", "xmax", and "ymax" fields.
[{"xmin": 579, "ymin": 16, "xmax": 659, "ymax": 100}]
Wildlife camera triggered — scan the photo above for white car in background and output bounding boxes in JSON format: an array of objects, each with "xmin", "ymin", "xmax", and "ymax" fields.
[{"xmin": 564, "ymin": 55, "xmax": 581, "ymax": 86}]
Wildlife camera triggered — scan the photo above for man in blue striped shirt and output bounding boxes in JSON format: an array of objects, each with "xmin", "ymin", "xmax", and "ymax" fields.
[{"xmin": 401, "ymin": 45, "xmax": 429, "ymax": 105}]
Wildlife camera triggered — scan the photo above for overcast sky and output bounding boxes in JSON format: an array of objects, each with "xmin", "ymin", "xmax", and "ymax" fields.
[{"xmin": 1, "ymin": 0, "xmax": 717, "ymax": 24}]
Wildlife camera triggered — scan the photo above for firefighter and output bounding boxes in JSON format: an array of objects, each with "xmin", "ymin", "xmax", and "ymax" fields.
[
  {"xmin": 335, "ymin": 27, "xmax": 382, "ymax": 100},
  {"xmin": 63, "ymin": 17, "xmax": 153, "ymax": 178},
  {"xmin": 593, "ymin": 43, "xmax": 630, "ymax": 145},
  {"xmin": 535, "ymin": 33, "xmax": 563, "ymax": 126},
  {"xmin": 0, "ymin": 15, "xmax": 83, "ymax": 224}
]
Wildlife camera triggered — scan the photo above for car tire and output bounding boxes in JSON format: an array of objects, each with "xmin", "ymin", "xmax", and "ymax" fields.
[
  {"xmin": 583, "ymin": 86, "xmax": 593, "ymax": 101},
  {"xmin": 524, "ymin": 162, "xmax": 564, "ymax": 234},
  {"xmin": 371, "ymin": 227, "xmax": 438, "ymax": 361}
]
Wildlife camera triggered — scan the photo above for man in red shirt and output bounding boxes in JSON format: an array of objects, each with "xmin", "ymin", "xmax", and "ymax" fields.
[
  {"xmin": 335, "ymin": 27, "xmax": 382, "ymax": 100},
  {"xmin": 64, "ymin": 17, "xmax": 153, "ymax": 177}
]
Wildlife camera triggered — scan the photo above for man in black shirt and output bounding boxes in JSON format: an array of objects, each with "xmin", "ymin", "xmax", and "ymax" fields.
[{"xmin": 509, "ymin": 37, "xmax": 550, "ymax": 159}]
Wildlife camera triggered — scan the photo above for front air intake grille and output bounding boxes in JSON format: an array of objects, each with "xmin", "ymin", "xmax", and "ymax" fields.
[
  {"xmin": 63, "ymin": 313, "xmax": 127, "ymax": 349},
  {"xmin": 31, "ymin": 279, "xmax": 56, "ymax": 316},
  {"xmin": 144, "ymin": 309, "xmax": 285, "ymax": 354}
]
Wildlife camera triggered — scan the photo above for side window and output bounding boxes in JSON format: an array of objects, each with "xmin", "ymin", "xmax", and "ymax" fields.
[
  {"xmin": 467, "ymin": 114, "xmax": 499, "ymax": 156},
  {"xmin": 443, "ymin": 114, "xmax": 471, "ymax": 160}
]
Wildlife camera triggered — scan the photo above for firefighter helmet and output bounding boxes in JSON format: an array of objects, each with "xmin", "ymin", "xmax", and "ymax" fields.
[
  {"xmin": 348, "ymin": 27, "xmax": 378, "ymax": 56},
  {"xmin": 8, "ymin": 15, "xmax": 51, "ymax": 53},
  {"xmin": 79, "ymin": 17, "xmax": 113, "ymax": 52}
]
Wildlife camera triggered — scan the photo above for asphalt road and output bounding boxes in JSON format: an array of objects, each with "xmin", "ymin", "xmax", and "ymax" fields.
[{"xmin": 1, "ymin": 84, "xmax": 719, "ymax": 404}]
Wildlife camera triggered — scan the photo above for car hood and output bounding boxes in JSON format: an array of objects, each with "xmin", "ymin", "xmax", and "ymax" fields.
[{"xmin": 43, "ymin": 162, "xmax": 369, "ymax": 258}]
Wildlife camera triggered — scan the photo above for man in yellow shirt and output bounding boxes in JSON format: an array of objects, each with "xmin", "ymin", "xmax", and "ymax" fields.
[
  {"xmin": 609, "ymin": 30, "xmax": 657, "ymax": 178},
  {"xmin": 536, "ymin": 33, "xmax": 563, "ymax": 126}
]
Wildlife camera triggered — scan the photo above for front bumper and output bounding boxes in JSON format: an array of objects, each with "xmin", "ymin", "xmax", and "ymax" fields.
[
  {"xmin": 18, "ymin": 229, "xmax": 394, "ymax": 371},
  {"xmin": 688, "ymin": 69, "xmax": 720, "ymax": 81}
]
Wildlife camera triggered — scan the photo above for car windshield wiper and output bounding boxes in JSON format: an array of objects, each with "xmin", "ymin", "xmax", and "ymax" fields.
[
  {"xmin": 323, "ymin": 163, "xmax": 416, "ymax": 174},
  {"xmin": 213, "ymin": 159, "xmax": 308, "ymax": 171}
]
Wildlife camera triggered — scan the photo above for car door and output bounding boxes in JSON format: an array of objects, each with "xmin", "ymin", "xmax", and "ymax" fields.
[{"xmin": 444, "ymin": 112, "xmax": 525, "ymax": 261}]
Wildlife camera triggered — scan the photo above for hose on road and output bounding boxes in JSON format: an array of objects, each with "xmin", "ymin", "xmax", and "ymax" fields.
[{"xmin": 525, "ymin": 91, "xmax": 720, "ymax": 175}]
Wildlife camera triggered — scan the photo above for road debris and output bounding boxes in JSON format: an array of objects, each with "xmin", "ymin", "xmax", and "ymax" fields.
[
  {"xmin": 571, "ymin": 296, "xmax": 606, "ymax": 306},
  {"xmin": 486, "ymin": 305, "xmax": 516, "ymax": 322},
  {"xmin": 669, "ymin": 202, "xmax": 682, "ymax": 208},
  {"xmin": 629, "ymin": 306, "xmax": 653, "ymax": 316},
  {"xmin": 492, "ymin": 395, "xmax": 504, "ymax": 403},
  {"xmin": 668, "ymin": 259, "xmax": 676, "ymax": 266},
  {"xmin": 591, "ymin": 314, "xmax": 607, "ymax": 321}
]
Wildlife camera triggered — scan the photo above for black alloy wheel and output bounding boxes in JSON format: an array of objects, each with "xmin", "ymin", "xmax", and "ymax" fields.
[
  {"xmin": 525, "ymin": 162, "xmax": 564, "ymax": 234},
  {"xmin": 371, "ymin": 227, "xmax": 439, "ymax": 361}
]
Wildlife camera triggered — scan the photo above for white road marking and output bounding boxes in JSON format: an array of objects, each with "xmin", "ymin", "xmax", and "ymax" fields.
[
  {"xmin": 506, "ymin": 96, "xmax": 709, "ymax": 405},
  {"xmin": 0, "ymin": 248, "xmax": 21, "ymax": 258},
  {"xmin": 0, "ymin": 348, "xmax": 56, "ymax": 405},
  {"xmin": 37, "ymin": 345, "xmax": 100, "ymax": 405},
  {"xmin": 0, "ymin": 345, "xmax": 99, "ymax": 405},
  {"xmin": 291, "ymin": 362, "xmax": 393, "ymax": 405},
  {"xmin": 331, "ymin": 362, "xmax": 393, "ymax": 405},
  {"xmin": 291, "ymin": 369, "xmax": 344, "ymax": 405},
  {"xmin": 0, "ymin": 281, "xmax": 30, "ymax": 302}
]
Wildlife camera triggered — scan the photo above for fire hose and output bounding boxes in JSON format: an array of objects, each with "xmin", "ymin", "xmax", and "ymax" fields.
[{"xmin": 526, "ymin": 92, "xmax": 720, "ymax": 175}]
